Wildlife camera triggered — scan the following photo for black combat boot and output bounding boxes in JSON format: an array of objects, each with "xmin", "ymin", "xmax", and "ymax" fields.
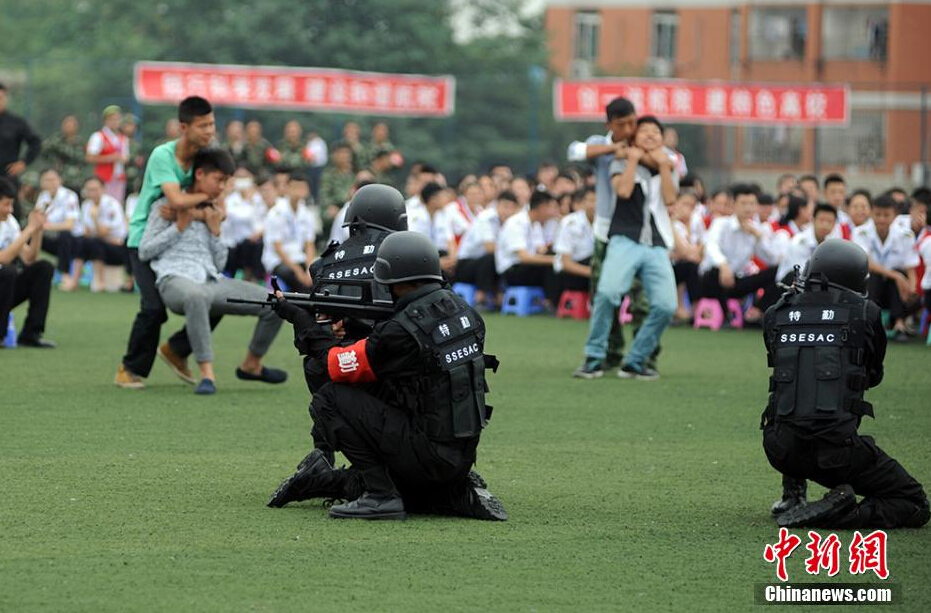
[
  {"xmin": 445, "ymin": 471, "xmax": 508, "ymax": 521},
  {"xmin": 777, "ymin": 484, "xmax": 857, "ymax": 528},
  {"xmin": 328, "ymin": 467, "xmax": 406, "ymax": 520},
  {"xmin": 771, "ymin": 476, "xmax": 808, "ymax": 516},
  {"xmin": 267, "ymin": 449, "xmax": 361, "ymax": 508}
]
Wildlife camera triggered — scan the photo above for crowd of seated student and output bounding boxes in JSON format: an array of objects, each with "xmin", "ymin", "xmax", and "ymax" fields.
[
  {"xmin": 664, "ymin": 172, "xmax": 930, "ymax": 340},
  {"xmin": 8, "ymin": 109, "xmax": 931, "ymax": 348}
]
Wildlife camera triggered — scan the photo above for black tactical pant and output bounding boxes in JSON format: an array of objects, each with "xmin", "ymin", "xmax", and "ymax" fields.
[
  {"xmin": 310, "ymin": 383, "xmax": 477, "ymax": 505},
  {"xmin": 764, "ymin": 423, "xmax": 930, "ymax": 529}
]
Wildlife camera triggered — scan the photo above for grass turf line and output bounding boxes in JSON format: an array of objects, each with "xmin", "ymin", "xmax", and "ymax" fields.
[{"xmin": 1, "ymin": 291, "xmax": 929, "ymax": 612}]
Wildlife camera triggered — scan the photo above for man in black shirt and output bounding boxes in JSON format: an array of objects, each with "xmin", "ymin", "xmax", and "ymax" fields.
[{"xmin": 0, "ymin": 83, "xmax": 42, "ymax": 221}]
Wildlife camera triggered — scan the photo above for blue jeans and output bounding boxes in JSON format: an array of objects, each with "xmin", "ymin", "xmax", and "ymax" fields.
[{"xmin": 583, "ymin": 235, "xmax": 677, "ymax": 368}]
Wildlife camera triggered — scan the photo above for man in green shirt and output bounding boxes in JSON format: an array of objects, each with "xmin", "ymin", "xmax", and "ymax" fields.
[
  {"xmin": 41, "ymin": 115, "xmax": 87, "ymax": 193},
  {"xmin": 116, "ymin": 96, "xmax": 217, "ymax": 389}
]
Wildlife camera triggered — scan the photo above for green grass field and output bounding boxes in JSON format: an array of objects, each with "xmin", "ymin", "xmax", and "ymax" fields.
[{"xmin": 2, "ymin": 290, "xmax": 929, "ymax": 612}]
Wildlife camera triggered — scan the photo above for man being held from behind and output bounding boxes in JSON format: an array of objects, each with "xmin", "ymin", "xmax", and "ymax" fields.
[
  {"xmin": 575, "ymin": 116, "xmax": 678, "ymax": 381},
  {"xmin": 139, "ymin": 148, "xmax": 286, "ymax": 395},
  {"xmin": 0, "ymin": 177, "xmax": 55, "ymax": 347}
]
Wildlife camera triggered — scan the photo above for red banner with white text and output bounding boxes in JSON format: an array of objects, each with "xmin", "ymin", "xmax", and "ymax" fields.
[
  {"xmin": 554, "ymin": 78, "xmax": 849, "ymax": 126},
  {"xmin": 134, "ymin": 61, "xmax": 455, "ymax": 117}
]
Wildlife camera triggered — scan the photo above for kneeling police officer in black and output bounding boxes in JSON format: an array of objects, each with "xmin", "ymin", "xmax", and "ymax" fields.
[
  {"xmin": 761, "ymin": 239, "xmax": 929, "ymax": 529},
  {"xmin": 270, "ymin": 230, "xmax": 506, "ymax": 520}
]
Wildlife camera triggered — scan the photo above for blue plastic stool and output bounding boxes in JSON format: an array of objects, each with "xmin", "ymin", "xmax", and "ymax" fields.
[
  {"xmin": 78, "ymin": 261, "xmax": 93, "ymax": 287},
  {"xmin": 452, "ymin": 282, "xmax": 477, "ymax": 306},
  {"xmin": 500, "ymin": 286, "xmax": 545, "ymax": 317},
  {"xmin": 4, "ymin": 313, "xmax": 16, "ymax": 348}
]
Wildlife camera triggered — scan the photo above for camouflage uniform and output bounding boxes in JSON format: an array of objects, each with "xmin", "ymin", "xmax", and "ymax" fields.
[
  {"xmin": 318, "ymin": 166, "xmax": 356, "ymax": 238},
  {"xmin": 277, "ymin": 139, "xmax": 308, "ymax": 174},
  {"xmin": 125, "ymin": 138, "xmax": 145, "ymax": 194},
  {"xmin": 242, "ymin": 139, "xmax": 277, "ymax": 176},
  {"xmin": 41, "ymin": 132, "xmax": 88, "ymax": 192}
]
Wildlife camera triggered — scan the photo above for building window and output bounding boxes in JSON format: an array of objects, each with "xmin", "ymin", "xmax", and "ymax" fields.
[
  {"xmin": 651, "ymin": 11, "xmax": 678, "ymax": 62},
  {"xmin": 573, "ymin": 10, "xmax": 601, "ymax": 68},
  {"xmin": 748, "ymin": 7, "xmax": 806, "ymax": 61},
  {"xmin": 729, "ymin": 9, "xmax": 741, "ymax": 66},
  {"xmin": 822, "ymin": 7, "xmax": 888, "ymax": 61},
  {"xmin": 742, "ymin": 126, "xmax": 803, "ymax": 166},
  {"xmin": 818, "ymin": 111, "xmax": 885, "ymax": 167}
]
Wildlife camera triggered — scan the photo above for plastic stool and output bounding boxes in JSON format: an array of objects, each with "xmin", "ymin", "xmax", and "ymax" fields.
[
  {"xmin": 452, "ymin": 283, "xmax": 478, "ymax": 307},
  {"xmin": 500, "ymin": 286, "xmax": 545, "ymax": 317},
  {"xmin": 4, "ymin": 313, "xmax": 16, "ymax": 348},
  {"xmin": 693, "ymin": 299, "xmax": 724, "ymax": 330},
  {"xmin": 556, "ymin": 290, "xmax": 590, "ymax": 319},
  {"xmin": 619, "ymin": 295, "xmax": 633, "ymax": 324},
  {"xmin": 693, "ymin": 298, "xmax": 744, "ymax": 330},
  {"xmin": 726, "ymin": 299, "xmax": 744, "ymax": 328}
]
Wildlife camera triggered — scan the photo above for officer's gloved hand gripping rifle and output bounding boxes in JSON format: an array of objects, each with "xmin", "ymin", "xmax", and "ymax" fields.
[{"xmin": 228, "ymin": 275, "xmax": 395, "ymax": 326}]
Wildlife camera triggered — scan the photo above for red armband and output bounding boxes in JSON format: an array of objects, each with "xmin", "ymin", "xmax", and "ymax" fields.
[{"xmin": 326, "ymin": 339, "xmax": 377, "ymax": 383}]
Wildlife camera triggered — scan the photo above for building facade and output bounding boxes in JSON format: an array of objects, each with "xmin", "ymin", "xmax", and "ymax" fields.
[{"xmin": 545, "ymin": 0, "xmax": 931, "ymax": 189}]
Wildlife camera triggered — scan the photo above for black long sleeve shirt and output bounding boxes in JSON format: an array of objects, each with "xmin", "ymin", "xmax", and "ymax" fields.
[{"xmin": 0, "ymin": 110, "xmax": 42, "ymax": 176}]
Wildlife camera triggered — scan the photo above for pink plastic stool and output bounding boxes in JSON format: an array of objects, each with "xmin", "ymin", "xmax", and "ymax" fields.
[
  {"xmin": 693, "ymin": 298, "xmax": 745, "ymax": 330},
  {"xmin": 619, "ymin": 295, "xmax": 633, "ymax": 324},
  {"xmin": 556, "ymin": 290, "xmax": 590, "ymax": 319}
]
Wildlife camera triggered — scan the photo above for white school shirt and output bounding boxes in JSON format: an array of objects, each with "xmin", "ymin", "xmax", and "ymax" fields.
[
  {"xmin": 776, "ymin": 226, "xmax": 821, "ymax": 281},
  {"xmin": 444, "ymin": 201, "xmax": 472, "ymax": 239},
  {"xmin": 36, "ymin": 186, "xmax": 82, "ymax": 236},
  {"xmin": 81, "ymin": 195, "xmax": 127, "ymax": 242},
  {"xmin": 918, "ymin": 235, "xmax": 931, "ymax": 290},
  {"xmin": 262, "ymin": 199, "xmax": 316, "ymax": 271},
  {"xmin": 424, "ymin": 208, "xmax": 455, "ymax": 252},
  {"xmin": 305, "ymin": 136, "xmax": 328, "ymax": 168},
  {"xmin": 495, "ymin": 209, "xmax": 546, "ymax": 274},
  {"xmin": 700, "ymin": 215, "xmax": 778, "ymax": 275},
  {"xmin": 852, "ymin": 222, "xmax": 919, "ymax": 271},
  {"xmin": 405, "ymin": 196, "xmax": 431, "ymax": 237},
  {"xmin": 458, "ymin": 207, "xmax": 501, "ymax": 261},
  {"xmin": 552, "ymin": 210, "xmax": 594, "ymax": 273},
  {"xmin": 0, "ymin": 216, "xmax": 21, "ymax": 270},
  {"xmin": 221, "ymin": 190, "xmax": 267, "ymax": 248},
  {"xmin": 329, "ymin": 201, "xmax": 351, "ymax": 244}
]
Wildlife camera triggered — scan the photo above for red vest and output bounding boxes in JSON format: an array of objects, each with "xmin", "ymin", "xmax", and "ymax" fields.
[{"xmin": 91, "ymin": 130, "xmax": 126, "ymax": 183}]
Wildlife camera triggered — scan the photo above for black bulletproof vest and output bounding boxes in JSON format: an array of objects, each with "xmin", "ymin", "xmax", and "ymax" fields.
[
  {"xmin": 394, "ymin": 288, "xmax": 493, "ymax": 442},
  {"xmin": 312, "ymin": 228, "xmax": 392, "ymax": 303},
  {"xmin": 766, "ymin": 286, "xmax": 871, "ymax": 427}
]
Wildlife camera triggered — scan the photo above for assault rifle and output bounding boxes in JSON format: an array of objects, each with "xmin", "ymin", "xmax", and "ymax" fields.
[{"xmin": 227, "ymin": 276, "xmax": 395, "ymax": 323}]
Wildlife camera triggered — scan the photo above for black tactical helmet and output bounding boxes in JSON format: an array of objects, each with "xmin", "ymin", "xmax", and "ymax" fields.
[
  {"xmin": 804, "ymin": 238, "xmax": 869, "ymax": 293},
  {"xmin": 342, "ymin": 184, "xmax": 407, "ymax": 232},
  {"xmin": 374, "ymin": 231, "xmax": 444, "ymax": 285}
]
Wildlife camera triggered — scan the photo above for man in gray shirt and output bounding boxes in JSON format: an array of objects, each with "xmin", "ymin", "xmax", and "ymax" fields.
[{"xmin": 139, "ymin": 148, "xmax": 285, "ymax": 395}]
